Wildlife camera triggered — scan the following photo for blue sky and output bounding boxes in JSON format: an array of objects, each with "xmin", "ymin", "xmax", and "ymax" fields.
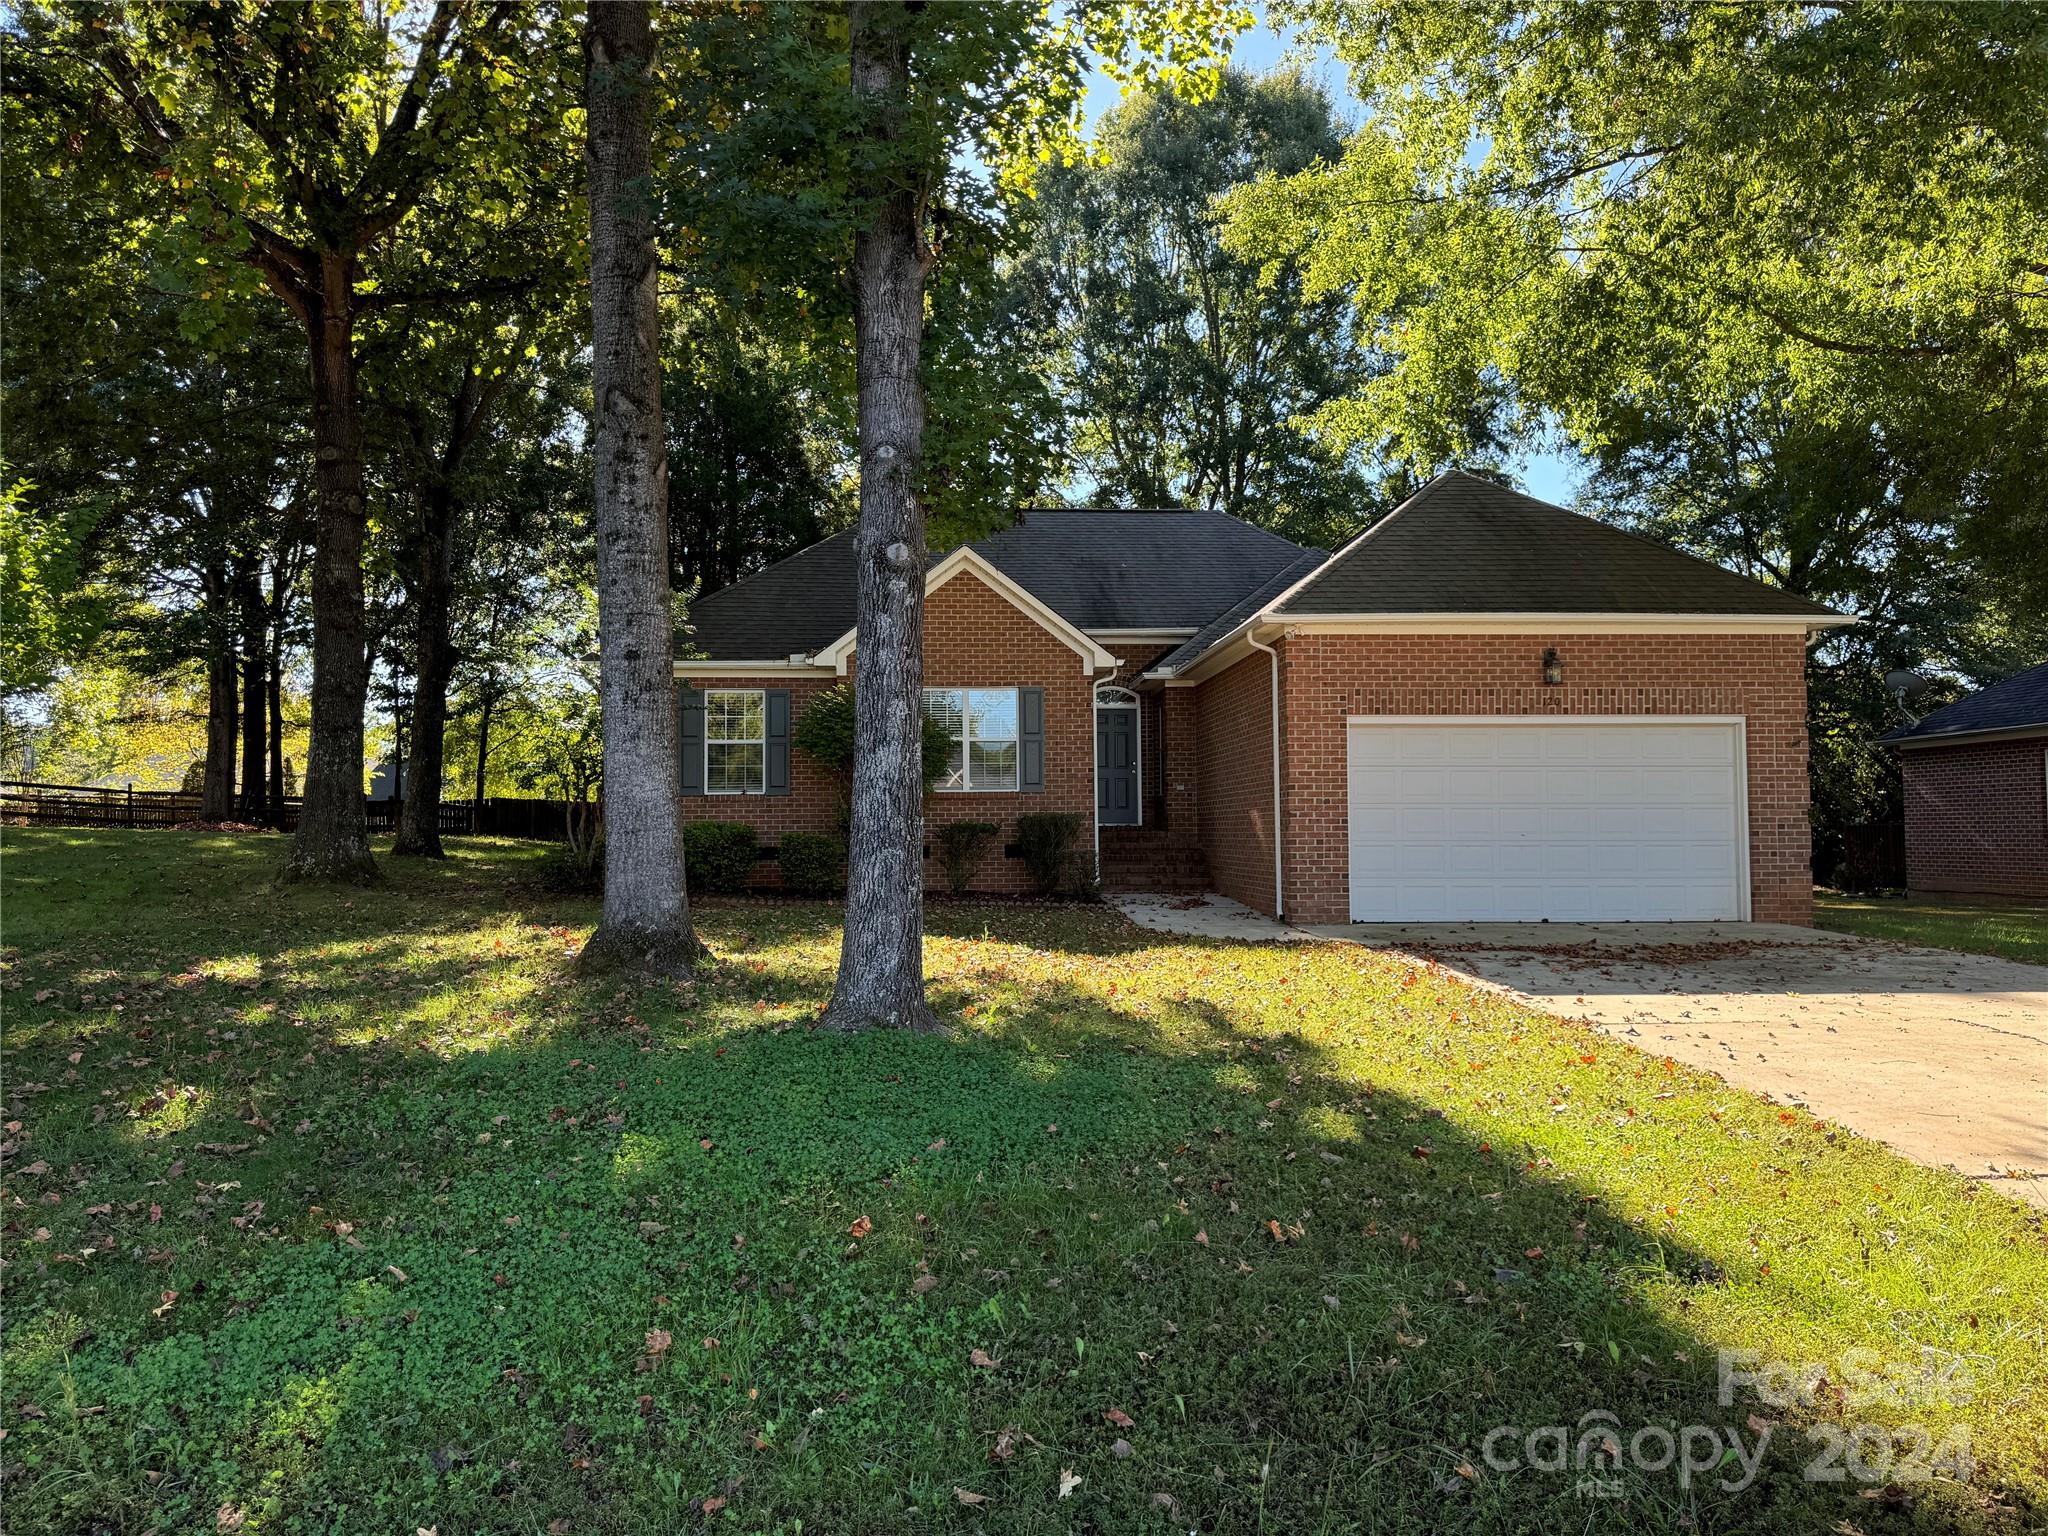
[{"xmin": 1072, "ymin": 6, "xmax": 1587, "ymax": 507}]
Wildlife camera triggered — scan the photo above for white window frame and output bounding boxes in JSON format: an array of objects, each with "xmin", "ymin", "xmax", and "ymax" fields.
[
  {"xmin": 924, "ymin": 687, "xmax": 1021, "ymax": 793},
  {"xmin": 704, "ymin": 688, "xmax": 766, "ymax": 795}
]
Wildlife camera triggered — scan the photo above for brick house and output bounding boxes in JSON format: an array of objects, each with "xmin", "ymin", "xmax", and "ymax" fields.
[
  {"xmin": 676, "ymin": 471, "xmax": 1850, "ymax": 923},
  {"xmin": 1882, "ymin": 661, "xmax": 2048, "ymax": 901}
]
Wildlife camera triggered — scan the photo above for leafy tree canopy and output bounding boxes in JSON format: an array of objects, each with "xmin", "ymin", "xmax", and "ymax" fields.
[
  {"xmin": 1227, "ymin": 0, "xmax": 2048, "ymax": 599},
  {"xmin": 1012, "ymin": 66, "xmax": 1388, "ymax": 546}
]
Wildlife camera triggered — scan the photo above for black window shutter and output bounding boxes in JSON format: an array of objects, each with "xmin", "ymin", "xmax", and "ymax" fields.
[
  {"xmin": 1019, "ymin": 687, "xmax": 1045, "ymax": 793},
  {"xmin": 766, "ymin": 689, "xmax": 791, "ymax": 795},
  {"xmin": 677, "ymin": 686, "xmax": 705, "ymax": 796}
]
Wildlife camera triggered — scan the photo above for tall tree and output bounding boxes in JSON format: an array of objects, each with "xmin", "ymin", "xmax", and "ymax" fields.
[
  {"xmin": 17, "ymin": 1, "xmax": 573, "ymax": 878},
  {"xmin": 580, "ymin": 0, "xmax": 701, "ymax": 974},
  {"xmin": 827, "ymin": 0, "xmax": 936, "ymax": 1030},
  {"xmin": 816, "ymin": 0, "xmax": 1248, "ymax": 1031},
  {"xmin": 1014, "ymin": 67, "xmax": 1376, "ymax": 546},
  {"xmin": 1225, "ymin": 1, "xmax": 2048, "ymax": 595}
]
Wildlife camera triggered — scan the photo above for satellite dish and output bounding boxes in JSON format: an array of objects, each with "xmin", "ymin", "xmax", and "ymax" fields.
[{"xmin": 1884, "ymin": 668, "xmax": 1934, "ymax": 703}]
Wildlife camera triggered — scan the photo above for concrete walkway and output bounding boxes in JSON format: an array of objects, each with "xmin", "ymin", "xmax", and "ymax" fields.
[{"xmin": 1109, "ymin": 894, "xmax": 2048, "ymax": 1209}]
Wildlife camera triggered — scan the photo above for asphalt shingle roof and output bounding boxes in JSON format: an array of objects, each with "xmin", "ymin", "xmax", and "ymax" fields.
[
  {"xmin": 1152, "ymin": 550, "xmax": 1327, "ymax": 675},
  {"xmin": 680, "ymin": 509, "xmax": 1319, "ymax": 660},
  {"xmin": 1881, "ymin": 660, "xmax": 2048, "ymax": 745},
  {"xmin": 1273, "ymin": 471, "xmax": 1843, "ymax": 620}
]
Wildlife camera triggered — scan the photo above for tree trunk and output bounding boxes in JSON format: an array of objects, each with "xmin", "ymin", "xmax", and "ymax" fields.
[
  {"xmin": 393, "ymin": 480, "xmax": 458, "ymax": 858},
  {"xmin": 285, "ymin": 252, "xmax": 376, "ymax": 881},
  {"xmin": 235, "ymin": 552, "xmax": 267, "ymax": 821},
  {"xmin": 471, "ymin": 690, "xmax": 493, "ymax": 833},
  {"xmin": 578, "ymin": 0, "xmax": 701, "ymax": 974},
  {"xmin": 822, "ymin": 1, "xmax": 938, "ymax": 1033},
  {"xmin": 201, "ymin": 555, "xmax": 238, "ymax": 822},
  {"xmin": 267, "ymin": 568, "xmax": 288, "ymax": 825}
]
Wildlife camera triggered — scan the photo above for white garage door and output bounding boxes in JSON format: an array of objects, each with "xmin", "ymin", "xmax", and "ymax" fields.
[{"xmin": 1346, "ymin": 719, "xmax": 1747, "ymax": 922}]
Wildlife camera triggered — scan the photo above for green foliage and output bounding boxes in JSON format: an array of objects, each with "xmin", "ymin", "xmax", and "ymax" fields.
[
  {"xmin": 682, "ymin": 820, "xmax": 759, "ymax": 895},
  {"xmin": 2, "ymin": 829, "xmax": 2041, "ymax": 1533},
  {"xmin": 536, "ymin": 832, "xmax": 605, "ymax": 895},
  {"xmin": 1231, "ymin": 1, "xmax": 2048, "ymax": 599},
  {"xmin": 776, "ymin": 829, "xmax": 846, "ymax": 897},
  {"xmin": 1014, "ymin": 810, "xmax": 1085, "ymax": 897},
  {"xmin": 792, "ymin": 683, "xmax": 954, "ymax": 821},
  {"xmin": 932, "ymin": 819, "xmax": 999, "ymax": 895},
  {"xmin": 0, "ymin": 475, "xmax": 113, "ymax": 703},
  {"xmin": 1012, "ymin": 69, "xmax": 1388, "ymax": 546}
]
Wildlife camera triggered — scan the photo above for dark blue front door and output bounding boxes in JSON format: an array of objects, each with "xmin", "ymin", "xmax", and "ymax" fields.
[{"xmin": 1096, "ymin": 706, "xmax": 1139, "ymax": 825}]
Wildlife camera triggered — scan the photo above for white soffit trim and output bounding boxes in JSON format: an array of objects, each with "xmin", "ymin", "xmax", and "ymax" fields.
[
  {"xmin": 673, "ymin": 660, "xmax": 837, "ymax": 678},
  {"xmin": 811, "ymin": 546, "xmax": 1120, "ymax": 676}
]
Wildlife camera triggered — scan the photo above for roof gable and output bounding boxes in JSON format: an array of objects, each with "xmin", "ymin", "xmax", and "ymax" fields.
[
  {"xmin": 811, "ymin": 547, "xmax": 1118, "ymax": 675},
  {"xmin": 679, "ymin": 509, "xmax": 1320, "ymax": 661},
  {"xmin": 1883, "ymin": 660, "xmax": 2048, "ymax": 745},
  {"xmin": 1273, "ymin": 471, "xmax": 1844, "ymax": 621}
]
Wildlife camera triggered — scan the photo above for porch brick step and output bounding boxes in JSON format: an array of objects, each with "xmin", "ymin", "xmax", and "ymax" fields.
[{"xmin": 1099, "ymin": 837, "xmax": 1211, "ymax": 893}]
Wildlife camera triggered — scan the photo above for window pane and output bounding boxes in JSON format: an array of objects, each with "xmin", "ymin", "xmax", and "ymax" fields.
[
  {"xmin": 921, "ymin": 688, "xmax": 963, "ymax": 738},
  {"xmin": 968, "ymin": 688, "xmax": 1017, "ymax": 742},
  {"xmin": 707, "ymin": 689, "xmax": 763, "ymax": 741},
  {"xmin": 937, "ymin": 739, "xmax": 966, "ymax": 791},
  {"xmin": 969, "ymin": 740, "xmax": 1018, "ymax": 791},
  {"xmin": 707, "ymin": 742, "xmax": 764, "ymax": 794}
]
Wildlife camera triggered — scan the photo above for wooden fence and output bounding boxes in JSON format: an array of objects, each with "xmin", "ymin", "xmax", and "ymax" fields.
[{"xmin": 2, "ymin": 781, "xmax": 574, "ymax": 842}]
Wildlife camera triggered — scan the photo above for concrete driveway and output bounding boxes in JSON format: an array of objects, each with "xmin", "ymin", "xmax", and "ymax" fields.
[
  {"xmin": 1113, "ymin": 896, "xmax": 2048, "ymax": 1208},
  {"xmin": 1329, "ymin": 920, "xmax": 2048, "ymax": 1208}
]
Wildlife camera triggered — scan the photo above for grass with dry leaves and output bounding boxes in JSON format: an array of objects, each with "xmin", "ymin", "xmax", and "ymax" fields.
[
  {"xmin": 1816, "ymin": 892, "xmax": 2048, "ymax": 967},
  {"xmin": 4, "ymin": 827, "xmax": 2044, "ymax": 1535}
]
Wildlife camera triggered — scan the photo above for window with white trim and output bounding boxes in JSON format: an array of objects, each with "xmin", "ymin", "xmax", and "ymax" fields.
[
  {"xmin": 704, "ymin": 688, "xmax": 766, "ymax": 794},
  {"xmin": 923, "ymin": 688, "xmax": 1019, "ymax": 791}
]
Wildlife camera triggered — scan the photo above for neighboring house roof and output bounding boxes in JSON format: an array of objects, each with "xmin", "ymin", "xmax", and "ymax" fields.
[
  {"xmin": 680, "ymin": 509, "xmax": 1318, "ymax": 660},
  {"xmin": 1273, "ymin": 471, "xmax": 1844, "ymax": 620},
  {"xmin": 1881, "ymin": 660, "xmax": 2048, "ymax": 747}
]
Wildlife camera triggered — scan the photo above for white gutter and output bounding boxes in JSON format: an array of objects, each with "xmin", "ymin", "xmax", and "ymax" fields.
[{"xmin": 1246, "ymin": 629, "xmax": 1285, "ymax": 920}]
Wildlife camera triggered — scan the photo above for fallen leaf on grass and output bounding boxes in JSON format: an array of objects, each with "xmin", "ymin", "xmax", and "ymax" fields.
[
  {"xmin": 1058, "ymin": 1468, "xmax": 1081, "ymax": 1499},
  {"xmin": 1103, "ymin": 1407, "xmax": 1134, "ymax": 1428},
  {"xmin": 645, "ymin": 1328, "xmax": 673, "ymax": 1357},
  {"xmin": 954, "ymin": 1487, "xmax": 988, "ymax": 1506},
  {"xmin": 911, "ymin": 1273, "xmax": 939, "ymax": 1296},
  {"xmin": 848, "ymin": 1214, "xmax": 872, "ymax": 1239},
  {"xmin": 969, "ymin": 1347, "xmax": 999, "ymax": 1369},
  {"xmin": 1110, "ymin": 1438, "xmax": 1133, "ymax": 1459},
  {"xmin": 990, "ymin": 1425, "xmax": 1019, "ymax": 1462}
]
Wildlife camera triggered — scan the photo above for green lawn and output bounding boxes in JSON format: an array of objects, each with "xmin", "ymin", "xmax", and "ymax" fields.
[
  {"xmin": 1817, "ymin": 892, "xmax": 2048, "ymax": 966},
  {"xmin": 4, "ymin": 829, "xmax": 2043, "ymax": 1535}
]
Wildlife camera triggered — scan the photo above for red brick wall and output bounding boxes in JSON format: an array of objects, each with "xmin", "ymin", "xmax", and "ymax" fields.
[
  {"xmin": 1193, "ymin": 657, "xmax": 1278, "ymax": 913},
  {"xmin": 678, "ymin": 568, "xmax": 1095, "ymax": 894},
  {"xmin": 1262, "ymin": 631, "xmax": 1814, "ymax": 925},
  {"xmin": 1901, "ymin": 737, "xmax": 2048, "ymax": 899}
]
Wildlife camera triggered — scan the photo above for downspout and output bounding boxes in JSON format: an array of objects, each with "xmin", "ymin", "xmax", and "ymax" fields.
[{"xmin": 1246, "ymin": 630, "xmax": 1284, "ymax": 919}]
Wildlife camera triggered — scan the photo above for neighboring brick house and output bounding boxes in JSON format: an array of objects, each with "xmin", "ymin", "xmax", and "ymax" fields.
[
  {"xmin": 676, "ymin": 471, "xmax": 1850, "ymax": 923},
  {"xmin": 1882, "ymin": 661, "xmax": 2048, "ymax": 901}
]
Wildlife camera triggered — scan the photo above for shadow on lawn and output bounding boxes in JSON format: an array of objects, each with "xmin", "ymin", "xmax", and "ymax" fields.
[{"xmin": 0, "ymin": 835, "xmax": 2026, "ymax": 1535}]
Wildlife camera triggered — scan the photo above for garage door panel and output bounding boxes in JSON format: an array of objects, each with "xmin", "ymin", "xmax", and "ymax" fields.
[{"xmin": 1347, "ymin": 720, "xmax": 1745, "ymax": 922}]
